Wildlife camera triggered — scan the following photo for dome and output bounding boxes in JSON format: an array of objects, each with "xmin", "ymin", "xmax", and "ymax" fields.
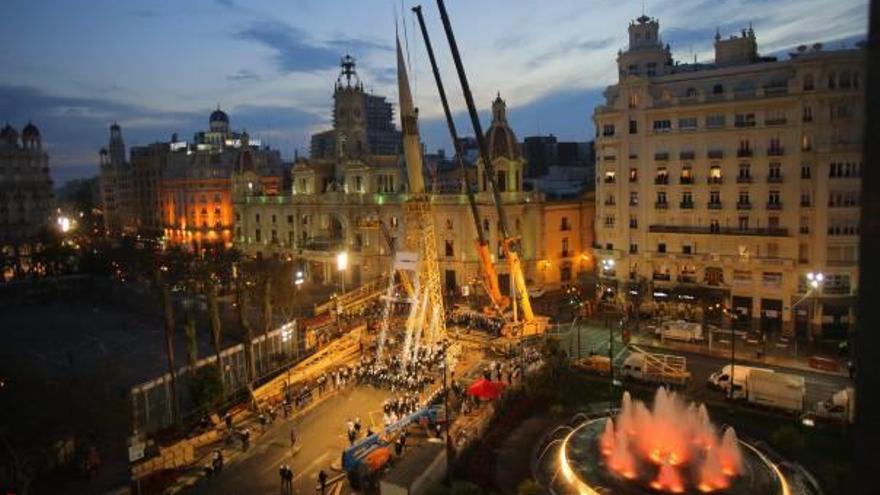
[
  {"xmin": 210, "ymin": 108, "xmax": 229, "ymax": 124},
  {"xmin": 485, "ymin": 94, "xmax": 520, "ymax": 160},
  {"xmin": 22, "ymin": 121, "xmax": 40, "ymax": 139},
  {"xmin": 0, "ymin": 124, "xmax": 18, "ymax": 146}
]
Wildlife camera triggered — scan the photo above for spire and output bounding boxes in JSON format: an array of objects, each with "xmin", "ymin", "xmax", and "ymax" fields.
[
  {"xmin": 396, "ymin": 34, "xmax": 425, "ymax": 195},
  {"xmin": 715, "ymin": 27, "xmax": 721, "ymax": 42}
]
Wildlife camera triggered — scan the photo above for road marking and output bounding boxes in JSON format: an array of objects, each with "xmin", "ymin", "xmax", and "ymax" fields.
[{"xmin": 294, "ymin": 451, "xmax": 331, "ymax": 481}]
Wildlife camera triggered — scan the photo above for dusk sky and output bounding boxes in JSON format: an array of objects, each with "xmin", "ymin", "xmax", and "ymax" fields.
[{"xmin": 0, "ymin": 0, "xmax": 869, "ymax": 185}]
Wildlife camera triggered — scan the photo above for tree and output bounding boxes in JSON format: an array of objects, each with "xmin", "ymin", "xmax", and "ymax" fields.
[
  {"xmin": 184, "ymin": 301, "xmax": 198, "ymax": 369},
  {"xmin": 236, "ymin": 278, "xmax": 256, "ymax": 383},
  {"xmin": 158, "ymin": 274, "xmax": 180, "ymax": 424},
  {"xmin": 189, "ymin": 366, "xmax": 224, "ymax": 413},
  {"xmin": 207, "ymin": 279, "xmax": 225, "ymax": 395}
]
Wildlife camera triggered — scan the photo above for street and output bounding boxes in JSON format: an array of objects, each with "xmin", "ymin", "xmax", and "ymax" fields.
[
  {"xmin": 558, "ymin": 322, "xmax": 851, "ymax": 408},
  {"xmin": 188, "ymin": 386, "xmax": 391, "ymax": 495}
]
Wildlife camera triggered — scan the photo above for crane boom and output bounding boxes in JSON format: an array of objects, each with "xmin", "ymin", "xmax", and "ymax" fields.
[
  {"xmin": 411, "ymin": 5, "xmax": 508, "ymax": 314},
  {"xmin": 434, "ymin": 0, "xmax": 537, "ymax": 329}
]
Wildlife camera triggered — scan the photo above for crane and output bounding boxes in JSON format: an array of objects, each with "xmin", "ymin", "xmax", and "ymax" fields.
[
  {"xmin": 423, "ymin": 0, "xmax": 545, "ymax": 336},
  {"xmin": 411, "ymin": 5, "xmax": 509, "ymax": 317}
]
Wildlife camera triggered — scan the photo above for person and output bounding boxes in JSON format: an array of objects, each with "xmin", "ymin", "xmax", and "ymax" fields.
[
  {"xmin": 241, "ymin": 428, "xmax": 251, "ymax": 451},
  {"xmin": 212, "ymin": 449, "xmax": 224, "ymax": 473},
  {"xmin": 290, "ymin": 427, "xmax": 297, "ymax": 450},
  {"xmin": 318, "ymin": 469, "xmax": 328, "ymax": 495},
  {"xmin": 285, "ymin": 465, "xmax": 294, "ymax": 493},
  {"xmin": 224, "ymin": 411, "xmax": 233, "ymax": 430},
  {"xmin": 279, "ymin": 464, "xmax": 287, "ymax": 491},
  {"xmin": 354, "ymin": 417, "xmax": 361, "ymax": 434},
  {"xmin": 434, "ymin": 422, "xmax": 443, "ymax": 438}
]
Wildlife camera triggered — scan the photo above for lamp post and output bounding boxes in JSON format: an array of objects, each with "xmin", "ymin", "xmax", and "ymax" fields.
[
  {"xmin": 336, "ymin": 251, "xmax": 348, "ymax": 294},
  {"xmin": 806, "ymin": 272, "xmax": 824, "ymax": 342}
]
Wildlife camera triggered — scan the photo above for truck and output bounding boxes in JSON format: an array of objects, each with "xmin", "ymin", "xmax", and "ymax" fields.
[
  {"xmin": 620, "ymin": 351, "xmax": 691, "ymax": 385},
  {"xmin": 707, "ymin": 364, "xmax": 774, "ymax": 398},
  {"xmin": 747, "ymin": 370, "xmax": 806, "ymax": 414},
  {"xmin": 574, "ymin": 354, "xmax": 611, "ymax": 376},
  {"xmin": 655, "ymin": 320, "xmax": 704, "ymax": 343},
  {"xmin": 812, "ymin": 387, "xmax": 855, "ymax": 424}
]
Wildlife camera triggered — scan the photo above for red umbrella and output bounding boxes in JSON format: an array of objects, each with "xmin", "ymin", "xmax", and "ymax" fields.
[{"xmin": 467, "ymin": 378, "xmax": 506, "ymax": 400}]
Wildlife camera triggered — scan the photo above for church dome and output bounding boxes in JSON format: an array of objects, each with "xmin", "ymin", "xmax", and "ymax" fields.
[
  {"xmin": 22, "ymin": 121, "xmax": 40, "ymax": 139},
  {"xmin": 1, "ymin": 124, "xmax": 18, "ymax": 146},
  {"xmin": 210, "ymin": 108, "xmax": 229, "ymax": 124},
  {"xmin": 485, "ymin": 93, "xmax": 520, "ymax": 160}
]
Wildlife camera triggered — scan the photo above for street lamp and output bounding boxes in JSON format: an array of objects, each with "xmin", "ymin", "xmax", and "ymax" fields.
[
  {"xmin": 336, "ymin": 251, "xmax": 348, "ymax": 294},
  {"xmin": 806, "ymin": 271, "xmax": 824, "ymax": 341}
]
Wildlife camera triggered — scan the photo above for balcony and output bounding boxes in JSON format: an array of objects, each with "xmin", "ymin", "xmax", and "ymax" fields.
[
  {"xmin": 707, "ymin": 176, "xmax": 723, "ymax": 185},
  {"xmin": 708, "ymin": 150, "xmax": 724, "ymax": 159},
  {"xmin": 800, "ymin": 201, "xmax": 812, "ymax": 208},
  {"xmin": 737, "ymin": 149, "xmax": 753, "ymax": 158},
  {"xmin": 677, "ymin": 275, "xmax": 698, "ymax": 284},
  {"xmin": 767, "ymin": 147, "xmax": 785, "ymax": 156},
  {"xmin": 648, "ymin": 225, "xmax": 789, "ymax": 237},
  {"xmin": 767, "ymin": 175, "xmax": 783, "ymax": 183},
  {"xmin": 679, "ymin": 176, "xmax": 694, "ymax": 185},
  {"xmin": 736, "ymin": 175, "xmax": 753, "ymax": 184},
  {"xmin": 708, "ymin": 202, "xmax": 722, "ymax": 209},
  {"xmin": 679, "ymin": 151, "xmax": 696, "ymax": 160},
  {"xmin": 653, "ymin": 273, "xmax": 672, "ymax": 281},
  {"xmin": 736, "ymin": 202, "xmax": 752, "ymax": 210},
  {"xmin": 629, "ymin": 175, "xmax": 638, "ymax": 183},
  {"xmin": 766, "ymin": 202, "xmax": 782, "ymax": 210},
  {"xmin": 680, "ymin": 202, "xmax": 695, "ymax": 210},
  {"xmin": 561, "ymin": 250, "xmax": 571, "ymax": 258},
  {"xmin": 655, "ymin": 202, "xmax": 669, "ymax": 209},
  {"xmin": 629, "ymin": 200, "xmax": 639, "ymax": 206},
  {"xmin": 765, "ymin": 118, "xmax": 788, "ymax": 126},
  {"xmin": 654, "ymin": 152, "xmax": 670, "ymax": 161},
  {"xmin": 654, "ymin": 176, "xmax": 669, "ymax": 185},
  {"xmin": 604, "ymin": 177, "xmax": 616, "ymax": 184}
]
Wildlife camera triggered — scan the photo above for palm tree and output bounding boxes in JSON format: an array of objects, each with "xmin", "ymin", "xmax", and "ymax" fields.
[
  {"xmin": 208, "ymin": 279, "xmax": 225, "ymax": 395},
  {"xmin": 158, "ymin": 272, "xmax": 180, "ymax": 424},
  {"xmin": 237, "ymin": 277, "xmax": 256, "ymax": 383},
  {"xmin": 183, "ymin": 298, "xmax": 198, "ymax": 369}
]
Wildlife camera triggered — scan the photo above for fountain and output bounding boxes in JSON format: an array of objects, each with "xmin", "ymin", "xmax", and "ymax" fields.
[{"xmin": 553, "ymin": 388, "xmax": 793, "ymax": 495}]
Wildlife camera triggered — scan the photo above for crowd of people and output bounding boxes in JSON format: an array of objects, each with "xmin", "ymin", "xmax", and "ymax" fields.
[{"xmin": 446, "ymin": 308, "xmax": 504, "ymax": 335}]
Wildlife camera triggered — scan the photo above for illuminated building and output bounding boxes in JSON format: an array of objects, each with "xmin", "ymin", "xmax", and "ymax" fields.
[
  {"xmin": 234, "ymin": 57, "xmax": 594, "ymax": 294},
  {"xmin": 593, "ymin": 15, "xmax": 864, "ymax": 337}
]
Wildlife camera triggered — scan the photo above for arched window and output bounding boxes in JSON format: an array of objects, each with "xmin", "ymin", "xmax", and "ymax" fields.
[
  {"xmin": 685, "ymin": 87, "xmax": 697, "ymax": 98},
  {"xmin": 802, "ymin": 73, "xmax": 814, "ymax": 91}
]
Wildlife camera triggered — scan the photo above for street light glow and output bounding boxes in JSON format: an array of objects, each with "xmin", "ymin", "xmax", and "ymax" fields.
[{"xmin": 336, "ymin": 251, "xmax": 348, "ymax": 271}]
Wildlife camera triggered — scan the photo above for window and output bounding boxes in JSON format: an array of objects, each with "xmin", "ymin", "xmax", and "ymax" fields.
[
  {"xmin": 255, "ymin": 213, "xmax": 261, "ymax": 223},
  {"xmin": 768, "ymin": 216, "xmax": 780, "ymax": 229},
  {"xmin": 445, "ymin": 240, "xmax": 454, "ymax": 257},
  {"xmin": 446, "ymin": 218, "xmax": 453, "ymax": 230},
  {"xmin": 391, "ymin": 216, "xmax": 399, "ymax": 228},
  {"xmin": 629, "ymin": 119, "xmax": 638, "ymax": 134},
  {"xmin": 646, "ymin": 62, "xmax": 657, "ymax": 76},
  {"xmin": 255, "ymin": 229, "xmax": 262, "ymax": 242},
  {"xmin": 629, "ymin": 168, "xmax": 638, "ymax": 182},
  {"xmin": 709, "ymin": 165, "xmax": 722, "ymax": 182},
  {"xmin": 629, "ymin": 217, "xmax": 638, "ymax": 229},
  {"xmin": 803, "ymin": 105, "xmax": 813, "ymax": 122},
  {"xmin": 803, "ymin": 74, "xmax": 814, "ymax": 91},
  {"xmin": 603, "ymin": 216, "xmax": 615, "ymax": 227},
  {"xmin": 603, "ymin": 124, "xmax": 616, "ymax": 137},
  {"xmin": 738, "ymin": 191, "xmax": 750, "ymax": 205},
  {"xmin": 604, "ymin": 170, "xmax": 616, "ymax": 183},
  {"xmin": 652, "ymin": 119, "xmax": 671, "ymax": 132},
  {"xmin": 287, "ymin": 215, "xmax": 294, "ymax": 224},
  {"xmin": 738, "ymin": 216, "xmax": 749, "ymax": 230},
  {"xmin": 630, "ymin": 243, "xmax": 638, "ymax": 254},
  {"xmin": 706, "ymin": 114, "xmax": 726, "ymax": 128},
  {"xmin": 562, "ymin": 238, "xmax": 570, "ymax": 256},
  {"xmin": 709, "ymin": 190, "xmax": 721, "ymax": 204},
  {"xmin": 713, "ymin": 84, "xmax": 724, "ymax": 95},
  {"xmin": 271, "ymin": 214, "xmax": 277, "ymax": 224},
  {"xmin": 658, "ymin": 243, "xmax": 667, "ymax": 253},
  {"xmin": 734, "ymin": 113, "xmax": 756, "ymax": 128},
  {"xmin": 560, "ymin": 216, "xmax": 571, "ymax": 231},
  {"xmin": 483, "ymin": 218, "xmax": 490, "ymax": 233},
  {"xmin": 800, "ymin": 216, "xmax": 810, "ymax": 234},
  {"xmin": 629, "ymin": 192, "xmax": 639, "ymax": 206},
  {"xmin": 271, "ymin": 230, "xmax": 278, "ymax": 243},
  {"xmin": 769, "ymin": 162, "xmax": 781, "ymax": 179},
  {"xmin": 800, "ymin": 192, "xmax": 811, "ymax": 207},
  {"xmin": 768, "ymin": 190, "xmax": 781, "ymax": 205},
  {"xmin": 679, "ymin": 117, "xmax": 697, "ymax": 130},
  {"xmin": 682, "ymin": 245, "xmax": 693, "ymax": 255},
  {"xmin": 802, "ymin": 134, "xmax": 812, "ymax": 151},
  {"xmin": 738, "ymin": 164, "xmax": 751, "ymax": 179},
  {"xmin": 710, "ymin": 220, "xmax": 720, "ymax": 233},
  {"xmin": 801, "ymin": 165, "xmax": 811, "ymax": 179},
  {"xmin": 213, "ymin": 193, "xmax": 221, "ymax": 203},
  {"xmin": 799, "ymin": 244, "xmax": 809, "ymax": 264},
  {"xmin": 657, "ymin": 191, "xmax": 667, "ymax": 204},
  {"xmin": 629, "ymin": 93, "xmax": 640, "ymax": 108},
  {"xmin": 680, "ymin": 166, "xmax": 693, "ymax": 184},
  {"xmin": 839, "ymin": 71, "xmax": 852, "ymax": 89},
  {"xmin": 235, "ymin": 212, "xmax": 241, "ymax": 222},
  {"xmin": 681, "ymin": 192, "xmax": 694, "ymax": 208},
  {"xmin": 628, "ymin": 64, "xmax": 639, "ymax": 76}
]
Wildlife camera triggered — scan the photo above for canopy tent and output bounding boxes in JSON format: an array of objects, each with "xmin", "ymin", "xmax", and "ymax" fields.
[{"xmin": 467, "ymin": 378, "xmax": 506, "ymax": 400}]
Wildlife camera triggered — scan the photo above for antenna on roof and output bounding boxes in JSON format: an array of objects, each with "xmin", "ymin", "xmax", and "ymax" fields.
[{"xmin": 642, "ymin": 0, "xmax": 646, "ymax": 16}]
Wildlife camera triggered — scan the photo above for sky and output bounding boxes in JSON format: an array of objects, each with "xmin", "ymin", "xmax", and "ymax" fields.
[{"xmin": 0, "ymin": 0, "xmax": 869, "ymax": 185}]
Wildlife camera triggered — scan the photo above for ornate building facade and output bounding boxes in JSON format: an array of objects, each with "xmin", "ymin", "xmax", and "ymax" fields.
[
  {"xmin": 593, "ymin": 16, "xmax": 864, "ymax": 338},
  {"xmin": 234, "ymin": 59, "xmax": 594, "ymax": 294},
  {"xmin": 0, "ymin": 122, "xmax": 54, "ymax": 280}
]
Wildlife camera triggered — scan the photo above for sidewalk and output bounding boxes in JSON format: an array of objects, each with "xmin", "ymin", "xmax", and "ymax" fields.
[{"xmin": 629, "ymin": 333, "xmax": 850, "ymax": 378}]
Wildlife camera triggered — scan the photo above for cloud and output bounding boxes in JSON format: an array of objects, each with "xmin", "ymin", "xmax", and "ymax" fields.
[
  {"xmin": 234, "ymin": 20, "xmax": 391, "ymax": 74},
  {"xmin": 226, "ymin": 69, "xmax": 262, "ymax": 83},
  {"xmin": 526, "ymin": 36, "xmax": 616, "ymax": 69}
]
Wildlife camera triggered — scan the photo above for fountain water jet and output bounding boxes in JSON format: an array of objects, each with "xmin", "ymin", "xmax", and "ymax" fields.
[{"xmin": 599, "ymin": 388, "xmax": 744, "ymax": 492}]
